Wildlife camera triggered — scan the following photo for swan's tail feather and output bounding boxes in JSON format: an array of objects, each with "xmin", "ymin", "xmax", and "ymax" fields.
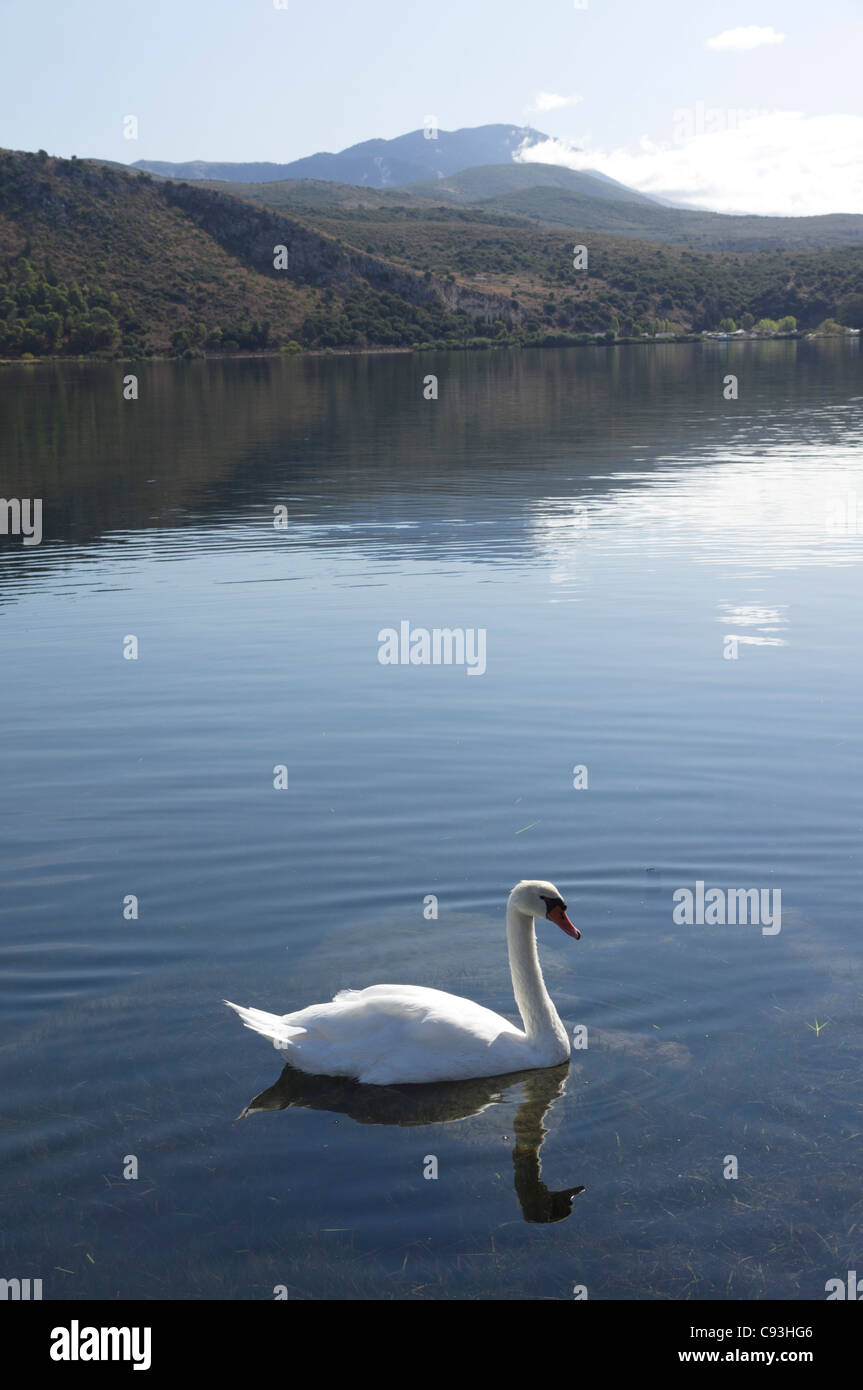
[{"xmin": 223, "ymin": 1000, "xmax": 306, "ymax": 1049}]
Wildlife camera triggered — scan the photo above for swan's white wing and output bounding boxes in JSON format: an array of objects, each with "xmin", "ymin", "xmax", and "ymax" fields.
[{"xmin": 279, "ymin": 984, "xmax": 525, "ymax": 1084}]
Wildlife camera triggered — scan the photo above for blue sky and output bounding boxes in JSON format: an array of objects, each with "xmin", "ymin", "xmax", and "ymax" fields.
[{"xmin": 1, "ymin": 0, "xmax": 861, "ymax": 214}]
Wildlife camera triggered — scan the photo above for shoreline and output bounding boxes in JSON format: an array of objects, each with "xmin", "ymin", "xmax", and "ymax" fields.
[{"xmin": 1, "ymin": 329, "xmax": 858, "ymax": 370}]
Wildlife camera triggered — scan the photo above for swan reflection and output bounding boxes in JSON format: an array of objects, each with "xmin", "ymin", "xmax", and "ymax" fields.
[{"xmin": 238, "ymin": 1060, "xmax": 583, "ymax": 1224}]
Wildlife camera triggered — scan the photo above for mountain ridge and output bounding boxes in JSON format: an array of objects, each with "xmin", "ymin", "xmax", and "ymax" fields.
[
  {"xmin": 131, "ymin": 123, "xmax": 555, "ymax": 189},
  {"xmin": 187, "ymin": 164, "xmax": 863, "ymax": 253},
  {"xmin": 403, "ymin": 162, "xmax": 658, "ymax": 206},
  {"xmin": 2, "ymin": 148, "xmax": 862, "ymax": 360}
]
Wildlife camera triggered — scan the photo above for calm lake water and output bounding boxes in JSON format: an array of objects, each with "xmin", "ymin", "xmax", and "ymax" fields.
[{"xmin": 2, "ymin": 342, "xmax": 862, "ymax": 1300}]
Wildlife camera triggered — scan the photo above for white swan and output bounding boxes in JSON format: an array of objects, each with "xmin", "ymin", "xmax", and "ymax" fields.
[{"xmin": 224, "ymin": 880, "xmax": 580, "ymax": 1085}]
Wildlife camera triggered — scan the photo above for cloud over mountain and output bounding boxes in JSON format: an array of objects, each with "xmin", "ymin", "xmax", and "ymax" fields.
[{"xmin": 514, "ymin": 113, "xmax": 863, "ymax": 216}]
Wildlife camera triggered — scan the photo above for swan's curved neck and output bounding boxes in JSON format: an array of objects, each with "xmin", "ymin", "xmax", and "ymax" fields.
[{"xmin": 506, "ymin": 897, "xmax": 569, "ymax": 1051}]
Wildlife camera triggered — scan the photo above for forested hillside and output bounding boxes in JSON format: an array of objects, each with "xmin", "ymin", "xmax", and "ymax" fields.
[{"xmin": 1, "ymin": 149, "xmax": 862, "ymax": 359}]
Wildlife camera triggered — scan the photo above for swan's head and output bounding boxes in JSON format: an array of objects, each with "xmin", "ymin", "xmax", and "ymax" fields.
[{"xmin": 510, "ymin": 880, "xmax": 581, "ymax": 939}]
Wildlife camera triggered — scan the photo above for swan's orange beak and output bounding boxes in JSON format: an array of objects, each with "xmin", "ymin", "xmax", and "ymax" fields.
[{"xmin": 547, "ymin": 904, "xmax": 580, "ymax": 939}]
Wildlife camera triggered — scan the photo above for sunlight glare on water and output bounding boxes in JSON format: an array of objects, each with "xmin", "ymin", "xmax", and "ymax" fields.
[{"xmin": 1, "ymin": 341, "xmax": 862, "ymax": 1298}]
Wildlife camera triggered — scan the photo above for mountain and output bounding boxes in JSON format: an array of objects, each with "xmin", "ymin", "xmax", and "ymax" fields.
[
  {"xmin": 131, "ymin": 124, "xmax": 559, "ymax": 188},
  {"xmin": 0, "ymin": 150, "xmax": 516, "ymax": 355},
  {"xmin": 177, "ymin": 163, "xmax": 863, "ymax": 254},
  {"xmin": 2, "ymin": 148, "xmax": 862, "ymax": 362},
  {"xmin": 402, "ymin": 162, "xmax": 659, "ymax": 205},
  {"xmin": 180, "ymin": 165, "xmax": 657, "ymax": 216},
  {"xmin": 453, "ymin": 183, "xmax": 863, "ymax": 252}
]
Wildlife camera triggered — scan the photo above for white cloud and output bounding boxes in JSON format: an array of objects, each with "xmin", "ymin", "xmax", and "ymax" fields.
[
  {"xmin": 706, "ymin": 25, "xmax": 785, "ymax": 51},
  {"xmin": 513, "ymin": 113, "xmax": 863, "ymax": 216},
  {"xmin": 530, "ymin": 92, "xmax": 582, "ymax": 113}
]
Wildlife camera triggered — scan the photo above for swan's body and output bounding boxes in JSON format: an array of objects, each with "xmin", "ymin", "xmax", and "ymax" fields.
[{"xmin": 224, "ymin": 880, "xmax": 580, "ymax": 1085}]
